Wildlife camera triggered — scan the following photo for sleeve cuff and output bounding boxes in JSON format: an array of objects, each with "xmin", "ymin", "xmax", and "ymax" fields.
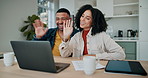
[{"xmin": 33, "ymin": 35, "xmax": 42, "ymax": 40}]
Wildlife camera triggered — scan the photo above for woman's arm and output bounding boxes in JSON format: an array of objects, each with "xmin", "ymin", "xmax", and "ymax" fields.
[
  {"xmin": 59, "ymin": 32, "xmax": 80, "ymax": 57},
  {"xmin": 97, "ymin": 33, "xmax": 126, "ymax": 60}
]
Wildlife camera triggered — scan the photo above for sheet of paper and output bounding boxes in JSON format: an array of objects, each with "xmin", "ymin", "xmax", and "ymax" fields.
[{"xmin": 72, "ymin": 61, "xmax": 105, "ymax": 71}]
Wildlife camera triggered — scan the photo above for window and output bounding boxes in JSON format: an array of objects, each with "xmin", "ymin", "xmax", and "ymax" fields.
[{"xmin": 38, "ymin": 0, "xmax": 55, "ymax": 28}]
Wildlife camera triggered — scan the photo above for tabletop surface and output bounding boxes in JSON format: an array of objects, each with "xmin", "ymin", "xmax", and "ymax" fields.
[{"xmin": 0, "ymin": 56, "xmax": 148, "ymax": 78}]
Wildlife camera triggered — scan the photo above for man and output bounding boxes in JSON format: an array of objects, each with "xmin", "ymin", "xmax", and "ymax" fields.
[{"xmin": 33, "ymin": 8, "xmax": 78, "ymax": 56}]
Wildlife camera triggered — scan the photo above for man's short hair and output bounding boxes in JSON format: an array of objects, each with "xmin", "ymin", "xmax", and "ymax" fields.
[{"xmin": 56, "ymin": 8, "xmax": 70, "ymax": 16}]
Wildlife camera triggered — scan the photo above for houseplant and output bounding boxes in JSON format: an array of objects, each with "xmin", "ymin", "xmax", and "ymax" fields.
[{"xmin": 20, "ymin": 14, "xmax": 47, "ymax": 40}]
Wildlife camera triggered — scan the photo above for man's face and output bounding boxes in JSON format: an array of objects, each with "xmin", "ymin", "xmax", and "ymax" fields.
[{"xmin": 56, "ymin": 12, "xmax": 70, "ymax": 31}]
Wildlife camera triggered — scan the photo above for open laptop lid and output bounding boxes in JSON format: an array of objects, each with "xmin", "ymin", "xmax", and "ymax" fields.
[
  {"xmin": 10, "ymin": 41, "xmax": 69, "ymax": 73},
  {"xmin": 105, "ymin": 60, "xmax": 147, "ymax": 76}
]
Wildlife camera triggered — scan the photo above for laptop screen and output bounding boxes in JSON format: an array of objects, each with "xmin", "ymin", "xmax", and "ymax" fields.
[{"xmin": 10, "ymin": 41, "xmax": 70, "ymax": 73}]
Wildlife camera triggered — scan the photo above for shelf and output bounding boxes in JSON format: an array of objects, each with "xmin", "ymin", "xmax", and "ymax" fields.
[
  {"xmin": 113, "ymin": 14, "xmax": 139, "ymax": 17},
  {"xmin": 113, "ymin": 37, "xmax": 138, "ymax": 42},
  {"xmin": 105, "ymin": 14, "xmax": 138, "ymax": 18},
  {"xmin": 114, "ymin": 2, "xmax": 139, "ymax": 7}
]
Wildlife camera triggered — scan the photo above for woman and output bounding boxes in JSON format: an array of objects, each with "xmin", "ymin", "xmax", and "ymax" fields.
[{"xmin": 59, "ymin": 4, "xmax": 125, "ymax": 60}]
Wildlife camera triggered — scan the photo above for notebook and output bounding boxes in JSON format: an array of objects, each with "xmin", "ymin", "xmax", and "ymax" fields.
[
  {"xmin": 10, "ymin": 41, "xmax": 70, "ymax": 73},
  {"xmin": 105, "ymin": 60, "xmax": 147, "ymax": 76}
]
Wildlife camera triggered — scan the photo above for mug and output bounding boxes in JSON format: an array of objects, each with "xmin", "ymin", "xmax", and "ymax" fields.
[
  {"xmin": 3, "ymin": 52, "xmax": 14, "ymax": 66},
  {"xmin": 83, "ymin": 56, "xmax": 96, "ymax": 75}
]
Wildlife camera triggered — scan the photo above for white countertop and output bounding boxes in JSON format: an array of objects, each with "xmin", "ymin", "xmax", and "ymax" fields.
[{"xmin": 112, "ymin": 37, "xmax": 138, "ymax": 42}]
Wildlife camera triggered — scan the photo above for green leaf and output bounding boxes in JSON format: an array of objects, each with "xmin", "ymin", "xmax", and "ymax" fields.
[
  {"xmin": 23, "ymin": 30, "xmax": 35, "ymax": 40},
  {"xmin": 24, "ymin": 21, "xmax": 30, "ymax": 23},
  {"xmin": 27, "ymin": 16, "xmax": 31, "ymax": 22},
  {"xmin": 20, "ymin": 14, "xmax": 45, "ymax": 40},
  {"xmin": 20, "ymin": 25, "xmax": 29, "ymax": 32},
  {"xmin": 26, "ymin": 32, "xmax": 31, "ymax": 40},
  {"xmin": 23, "ymin": 30, "xmax": 30, "ymax": 36},
  {"xmin": 31, "ymin": 14, "xmax": 40, "ymax": 23},
  {"xmin": 29, "ymin": 31, "xmax": 35, "ymax": 40},
  {"xmin": 44, "ymin": 23, "xmax": 47, "ymax": 27},
  {"xmin": 26, "ymin": 31, "xmax": 35, "ymax": 40}
]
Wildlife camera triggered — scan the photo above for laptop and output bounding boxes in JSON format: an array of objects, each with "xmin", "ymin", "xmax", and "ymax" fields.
[
  {"xmin": 105, "ymin": 60, "xmax": 147, "ymax": 76},
  {"xmin": 10, "ymin": 41, "xmax": 70, "ymax": 73}
]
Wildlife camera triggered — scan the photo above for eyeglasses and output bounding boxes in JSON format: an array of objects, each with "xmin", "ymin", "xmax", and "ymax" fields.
[{"xmin": 56, "ymin": 17, "xmax": 69, "ymax": 21}]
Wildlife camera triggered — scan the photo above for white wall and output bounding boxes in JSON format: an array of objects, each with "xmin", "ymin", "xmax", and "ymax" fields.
[
  {"xmin": 59, "ymin": 0, "xmax": 75, "ymax": 15},
  {"xmin": 0, "ymin": 0, "xmax": 37, "ymax": 52}
]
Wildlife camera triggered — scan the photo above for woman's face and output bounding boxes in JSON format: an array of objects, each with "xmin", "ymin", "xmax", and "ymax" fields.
[{"xmin": 80, "ymin": 10, "xmax": 92, "ymax": 30}]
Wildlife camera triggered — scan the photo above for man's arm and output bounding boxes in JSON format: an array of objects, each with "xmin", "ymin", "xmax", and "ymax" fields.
[{"xmin": 33, "ymin": 19, "xmax": 48, "ymax": 38}]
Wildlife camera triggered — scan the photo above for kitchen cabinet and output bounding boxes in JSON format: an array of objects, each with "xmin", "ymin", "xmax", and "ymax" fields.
[
  {"xmin": 116, "ymin": 41, "xmax": 136, "ymax": 60},
  {"xmin": 139, "ymin": 9, "xmax": 148, "ymax": 41},
  {"xmin": 139, "ymin": 0, "xmax": 148, "ymax": 41},
  {"xmin": 138, "ymin": 0, "xmax": 148, "ymax": 61},
  {"xmin": 59, "ymin": 0, "xmax": 96, "ymax": 15},
  {"xmin": 113, "ymin": 0, "xmax": 139, "ymax": 17},
  {"xmin": 138, "ymin": 42, "xmax": 148, "ymax": 61},
  {"xmin": 97, "ymin": 0, "xmax": 113, "ymax": 17},
  {"xmin": 114, "ymin": 0, "xmax": 148, "ymax": 61},
  {"xmin": 105, "ymin": 0, "xmax": 139, "ymax": 38},
  {"xmin": 103, "ymin": 0, "xmax": 148, "ymax": 60},
  {"xmin": 60, "ymin": 0, "xmax": 139, "ymax": 18},
  {"xmin": 139, "ymin": 0, "xmax": 148, "ymax": 8},
  {"xmin": 97, "ymin": 0, "xmax": 139, "ymax": 18}
]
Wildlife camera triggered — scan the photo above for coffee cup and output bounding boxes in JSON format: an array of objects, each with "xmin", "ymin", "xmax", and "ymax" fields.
[
  {"xmin": 3, "ymin": 52, "xmax": 14, "ymax": 66},
  {"xmin": 83, "ymin": 56, "xmax": 96, "ymax": 75}
]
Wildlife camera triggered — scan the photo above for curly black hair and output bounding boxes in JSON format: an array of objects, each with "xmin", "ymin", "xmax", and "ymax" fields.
[
  {"xmin": 56, "ymin": 8, "xmax": 70, "ymax": 16},
  {"xmin": 75, "ymin": 4, "xmax": 108, "ymax": 36}
]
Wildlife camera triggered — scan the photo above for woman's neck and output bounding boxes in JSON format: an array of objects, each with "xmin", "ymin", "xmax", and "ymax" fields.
[{"xmin": 83, "ymin": 27, "xmax": 91, "ymax": 31}]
